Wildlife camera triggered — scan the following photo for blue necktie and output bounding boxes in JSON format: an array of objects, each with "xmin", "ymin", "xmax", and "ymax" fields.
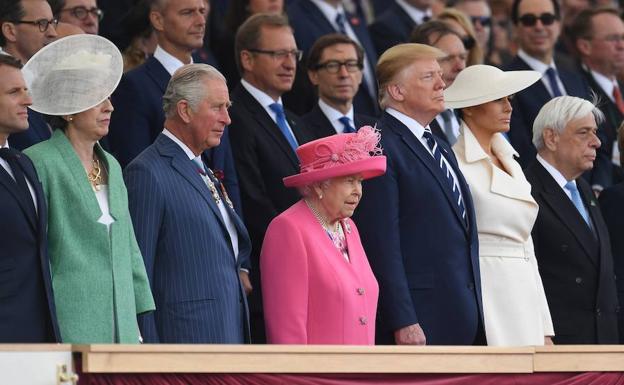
[
  {"xmin": 422, "ymin": 128, "xmax": 467, "ymax": 225},
  {"xmin": 338, "ymin": 116, "xmax": 356, "ymax": 133},
  {"xmin": 269, "ymin": 103, "xmax": 299, "ymax": 151},
  {"xmin": 564, "ymin": 181, "xmax": 592, "ymax": 228},
  {"xmin": 545, "ymin": 67, "xmax": 563, "ymax": 97},
  {"xmin": 335, "ymin": 12, "xmax": 348, "ymax": 35}
]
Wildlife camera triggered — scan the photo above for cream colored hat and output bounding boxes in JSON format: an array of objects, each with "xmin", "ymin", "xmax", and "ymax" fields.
[
  {"xmin": 444, "ymin": 64, "xmax": 541, "ymax": 109},
  {"xmin": 23, "ymin": 34, "xmax": 123, "ymax": 115}
]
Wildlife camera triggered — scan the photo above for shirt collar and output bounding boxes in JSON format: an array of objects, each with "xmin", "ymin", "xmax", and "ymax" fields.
[
  {"xmin": 386, "ymin": 107, "xmax": 426, "ymax": 138},
  {"xmin": 241, "ymin": 78, "xmax": 282, "ymax": 107},
  {"xmin": 162, "ymin": 128, "xmax": 197, "ymax": 160},
  {"xmin": 460, "ymin": 122, "xmax": 518, "ymax": 163},
  {"xmin": 318, "ymin": 98, "xmax": 354, "ymax": 122},
  {"xmin": 517, "ymin": 49, "xmax": 556, "ymax": 74},
  {"xmin": 537, "ymin": 153, "xmax": 571, "ymax": 188},
  {"xmin": 153, "ymin": 45, "xmax": 192, "ymax": 76},
  {"xmin": 589, "ymin": 69, "xmax": 616, "ymax": 99},
  {"xmin": 395, "ymin": 0, "xmax": 431, "ymax": 24},
  {"xmin": 309, "ymin": 0, "xmax": 346, "ymax": 29}
]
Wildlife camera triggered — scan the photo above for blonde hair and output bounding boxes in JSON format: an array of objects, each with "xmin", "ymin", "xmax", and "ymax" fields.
[
  {"xmin": 437, "ymin": 8, "xmax": 484, "ymax": 65},
  {"xmin": 376, "ymin": 43, "xmax": 445, "ymax": 109}
]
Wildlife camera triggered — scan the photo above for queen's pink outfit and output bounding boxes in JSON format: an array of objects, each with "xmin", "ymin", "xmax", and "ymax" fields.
[{"xmin": 260, "ymin": 127, "xmax": 385, "ymax": 345}]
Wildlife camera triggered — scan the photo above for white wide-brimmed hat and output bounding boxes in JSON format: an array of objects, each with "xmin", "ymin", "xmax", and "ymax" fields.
[
  {"xmin": 444, "ymin": 64, "xmax": 541, "ymax": 109},
  {"xmin": 23, "ymin": 34, "xmax": 123, "ymax": 115}
]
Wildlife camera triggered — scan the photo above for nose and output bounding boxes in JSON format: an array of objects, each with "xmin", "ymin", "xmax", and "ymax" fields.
[
  {"xmin": 590, "ymin": 131, "xmax": 601, "ymax": 148},
  {"xmin": 354, "ymin": 180, "xmax": 362, "ymax": 197},
  {"xmin": 454, "ymin": 57, "xmax": 466, "ymax": 72},
  {"xmin": 436, "ymin": 72, "xmax": 446, "ymax": 90},
  {"xmin": 283, "ymin": 53, "xmax": 296, "ymax": 69},
  {"xmin": 503, "ymin": 97, "xmax": 512, "ymax": 111},
  {"xmin": 24, "ymin": 92, "xmax": 33, "ymax": 106},
  {"xmin": 338, "ymin": 63, "xmax": 350, "ymax": 76},
  {"xmin": 222, "ymin": 109, "xmax": 232, "ymax": 126},
  {"xmin": 102, "ymin": 98, "xmax": 114, "ymax": 112},
  {"xmin": 47, "ymin": 23, "xmax": 58, "ymax": 38}
]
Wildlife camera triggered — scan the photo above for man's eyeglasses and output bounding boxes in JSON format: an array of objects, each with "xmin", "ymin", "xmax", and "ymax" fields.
[
  {"xmin": 470, "ymin": 16, "xmax": 491, "ymax": 27},
  {"xmin": 248, "ymin": 49, "xmax": 303, "ymax": 61},
  {"xmin": 314, "ymin": 60, "xmax": 363, "ymax": 73},
  {"xmin": 12, "ymin": 18, "xmax": 59, "ymax": 32},
  {"xmin": 462, "ymin": 35, "xmax": 476, "ymax": 50},
  {"xmin": 61, "ymin": 6, "xmax": 104, "ymax": 21},
  {"xmin": 518, "ymin": 13, "xmax": 558, "ymax": 27}
]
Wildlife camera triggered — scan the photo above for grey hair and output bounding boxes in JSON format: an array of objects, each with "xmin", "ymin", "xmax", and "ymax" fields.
[
  {"xmin": 297, "ymin": 179, "xmax": 331, "ymax": 198},
  {"xmin": 162, "ymin": 63, "xmax": 226, "ymax": 118},
  {"xmin": 532, "ymin": 95, "xmax": 605, "ymax": 151}
]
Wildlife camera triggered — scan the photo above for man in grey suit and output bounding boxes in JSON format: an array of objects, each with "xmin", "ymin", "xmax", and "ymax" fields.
[{"xmin": 124, "ymin": 64, "xmax": 252, "ymax": 344}]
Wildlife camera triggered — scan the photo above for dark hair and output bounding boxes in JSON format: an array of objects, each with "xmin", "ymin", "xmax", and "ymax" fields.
[
  {"xmin": 0, "ymin": 0, "xmax": 26, "ymax": 47},
  {"xmin": 45, "ymin": 115, "xmax": 68, "ymax": 131},
  {"xmin": 570, "ymin": 7, "xmax": 620, "ymax": 43},
  {"xmin": 0, "ymin": 53, "xmax": 23, "ymax": 68},
  {"xmin": 234, "ymin": 12, "xmax": 291, "ymax": 76},
  {"xmin": 307, "ymin": 33, "xmax": 364, "ymax": 70},
  {"xmin": 410, "ymin": 20, "xmax": 463, "ymax": 46},
  {"xmin": 511, "ymin": 0, "xmax": 560, "ymax": 24},
  {"xmin": 46, "ymin": 0, "xmax": 65, "ymax": 16},
  {"xmin": 224, "ymin": 0, "xmax": 250, "ymax": 35}
]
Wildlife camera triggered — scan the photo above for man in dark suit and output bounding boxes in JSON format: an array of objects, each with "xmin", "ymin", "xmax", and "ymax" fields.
[
  {"xmin": 572, "ymin": 8, "xmax": 624, "ymax": 186},
  {"xmin": 411, "ymin": 21, "xmax": 467, "ymax": 145},
  {"xmin": 0, "ymin": 0, "xmax": 57, "ymax": 150},
  {"xmin": 229, "ymin": 14, "xmax": 315, "ymax": 343},
  {"xmin": 286, "ymin": 0, "xmax": 379, "ymax": 116},
  {"xmin": 369, "ymin": 0, "xmax": 432, "ymax": 57},
  {"xmin": 125, "ymin": 64, "xmax": 251, "ymax": 344},
  {"xmin": 303, "ymin": 34, "xmax": 376, "ymax": 139},
  {"xmin": 526, "ymin": 95, "xmax": 619, "ymax": 344},
  {"xmin": 354, "ymin": 43, "xmax": 484, "ymax": 345},
  {"xmin": 0, "ymin": 55, "xmax": 59, "ymax": 342}
]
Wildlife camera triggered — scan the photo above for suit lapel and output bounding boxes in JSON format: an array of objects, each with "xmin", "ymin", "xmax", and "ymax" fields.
[
  {"xmin": 144, "ymin": 56, "xmax": 170, "ymax": 94},
  {"xmin": 0, "ymin": 162, "xmax": 36, "ymax": 230},
  {"xmin": 306, "ymin": 104, "xmax": 336, "ymax": 138},
  {"xmin": 384, "ymin": 114, "xmax": 467, "ymax": 230},
  {"xmin": 533, "ymin": 162, "xmax": 598, "ymax": 265}
]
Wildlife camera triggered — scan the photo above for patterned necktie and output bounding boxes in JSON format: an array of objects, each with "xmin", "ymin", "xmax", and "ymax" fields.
[
  {"xmin": 269, "ymin": 103, "xmax": 299, "ymax": 151},
  {"xmin": 338, "ymin": 116, "xmax": 356, "ymax": 133},
  {"xmin": 422, "ymin": 128, "xmax": 467, "ymax": 224},
  {"xmin": 564, "ymin": 181, "xmax": 592, "ymax": 229},
  {"xmin": 335, "ymin": 12, "xmax": 348, "ymax": 35},
  {"xmin": 545, "ymin": 67, "xmax": 563, "ymax": 97},
  {"xmin": 613, "ymin": 85, "xmax": 624, "ymax": 115},
  {"xmin": 440, "ymin": 109, "xmax": 457, "ymax": 146},
  {"xmin": 0, "ymin": 148, "xmax": 36, "ymax": 215}
]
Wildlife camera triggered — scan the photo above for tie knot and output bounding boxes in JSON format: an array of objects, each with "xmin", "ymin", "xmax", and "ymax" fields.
[
  {"xmin": 193, "ymin": 157, "xmax": 206, "ymax": 174},
  {"xmin": 564, "ymin": 181, "xmax": 578, "ymax": 193},
  {"xmin": 545, "ymin": 67, "xmax": 558, "ymax": 78},
  {"xmin": 269, "ymin": 102, "xmax": 285, "ymax": 117},
  {"xmin": 336, "ymin": 12, "xmax": 346, "ymax": 25},
  {"xmin": 0, "ymin": 147, "xmax": 16, "ymax": 160}
]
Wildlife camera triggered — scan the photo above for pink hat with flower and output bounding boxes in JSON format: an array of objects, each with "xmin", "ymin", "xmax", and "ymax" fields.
[{"xmin": 283, "ymin": 126, "xmax": 387, "ymax": 187}]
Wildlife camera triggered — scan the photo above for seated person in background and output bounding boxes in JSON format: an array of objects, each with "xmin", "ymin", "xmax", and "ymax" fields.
[
  {"xmin": 446, "ymin": 64, "xmax": 554, "ymax": 346},
  {"xmin": 526, "ymin": 95, "xmax": 619, "ymax": 344},
  {"xmin": 303, "ymin": 34, "xmax": 376, "ymax": 139},
  {"xmin": 261, "ymin": 127, "xmax": 386, "ymax": 344},
  {"xmin": 24, "ymin": 35, "xmax": 154, "ymax": 343},
  {"xmin": 437, "ymin": 8, "xmax": 483, "ymax": 65}
]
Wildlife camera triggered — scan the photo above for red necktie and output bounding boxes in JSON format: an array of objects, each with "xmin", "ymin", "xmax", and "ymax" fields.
[{"xmin": 613, "ymin": 86, "xmax": 624, "ymax": 115}]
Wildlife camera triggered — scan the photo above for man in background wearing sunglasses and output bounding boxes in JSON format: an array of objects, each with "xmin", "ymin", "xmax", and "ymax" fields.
[
  {"xmin": 56, "ymin": 0, "xmax": 102, "ymax": 34},
  {"xmin": 303, "ymin": 34, "xmax": 376, "ymax": 139},
  {"xmin": 453, "ymin": 0, "xmax": 491, "ymax": 61},
  {"xmin": 0, "ymin": 0, "xmax": 58, "ymax": 150},
  {"xmin": 504, "ymin": 0, "xmax": 606, "ymax": 188}
]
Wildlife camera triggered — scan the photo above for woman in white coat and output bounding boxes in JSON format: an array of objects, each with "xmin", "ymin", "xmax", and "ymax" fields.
[{"xmin": 444, "ymin": 65, "xmax": 554, "ymax": 346}]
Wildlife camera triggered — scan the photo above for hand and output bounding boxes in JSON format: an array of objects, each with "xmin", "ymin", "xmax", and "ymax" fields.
[
  {"xmin": 394, "ymin": 323, "xmax": 426, "ymax": 345},
  {"xmin": 544, "ymin": 336, "xmax": 554, "ymax": 345},
  {"xmin": 239, "ymin": 270, "xmax": 253, "ymax": 296}
]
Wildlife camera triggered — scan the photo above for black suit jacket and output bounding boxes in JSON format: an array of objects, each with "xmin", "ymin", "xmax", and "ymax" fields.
[
  {"xmin": 302, "ymin": 103, "xmax": 377, "ymax": 139},
  {"xmin": 0, "ymin": 150, "xmax": 59, "ymax": 342},
  {"xmin": 598, "ymin": 182, "xmax": 624, "ymax": 343},
  {"xmin": 525, "ymin": 160, "xmax": 619, "ymax": 344},
  {"xmin": 369, "ymin": 2, "xmax": 417, "ymax": 56},
  {"xmin": 228, "ymin": 84, "xmax": 315, "ymax": 334}
]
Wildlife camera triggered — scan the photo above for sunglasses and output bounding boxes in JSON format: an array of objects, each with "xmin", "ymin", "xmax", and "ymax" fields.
[
  {"xmin": 518, "ymin": 13, "xmax": 558, "ymax": 27},
  {"xmin": 462, "ymin": 35, "xmax": 476, "ymax": 50},
  {"xmin": 470, "ymin": 16, "xmax": 491, "ymax": 27}
]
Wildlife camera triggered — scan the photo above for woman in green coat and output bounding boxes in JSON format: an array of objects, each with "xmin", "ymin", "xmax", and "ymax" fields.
[{"xmin": 23, "ymin": 35, "xmax": 155, "ymax": 343}]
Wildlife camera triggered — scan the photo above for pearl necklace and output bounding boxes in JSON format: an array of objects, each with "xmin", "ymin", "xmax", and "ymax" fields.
[{"xmin": 304, "ymin": 199, "xmax": 348, "ymax": 257}]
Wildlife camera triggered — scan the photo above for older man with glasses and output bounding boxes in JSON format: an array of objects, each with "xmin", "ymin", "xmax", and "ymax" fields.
[
  {"xmin": 56, "ymin": 0, "xmax": 102, "ymax": 34},
  {"xmin": 0, "ymin": 0, "xmax": 58, "ymax": 150}
]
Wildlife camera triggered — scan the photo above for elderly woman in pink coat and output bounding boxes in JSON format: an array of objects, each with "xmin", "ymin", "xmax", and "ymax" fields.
[{"xmin": 261, "ymin": 127, "xmax": 386, "ymax": 344}]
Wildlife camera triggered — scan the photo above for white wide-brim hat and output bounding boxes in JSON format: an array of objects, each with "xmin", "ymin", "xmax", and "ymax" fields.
[
  {"xmin": 444, "ymin": 64, "xmax": 541, "ymax": 109},
  {"xmin": 23, "ymin": 34, "xmax": 123, "ymax": 115}
]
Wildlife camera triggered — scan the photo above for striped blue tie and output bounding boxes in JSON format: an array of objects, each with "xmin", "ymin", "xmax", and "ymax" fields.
[{"xmin": 422, "ymin": 128, "xmax": 467, "ymax": 225}]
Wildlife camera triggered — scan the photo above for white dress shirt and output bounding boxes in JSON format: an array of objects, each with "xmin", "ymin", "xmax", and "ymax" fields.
[
  {"xmin": 0, "ymin": 142, "xmax": 38, "ymax": 213},
  {"xmin": 153, "ymin": 45, "xmax": 192, "ymax": 76},
  {"xmin": 518, "ymin": 50, "xmax": 567, "ymax": 97},
  {"xmin": 318, "ymin": 99, "xmax": 355, "ymax": 134},
  {"xmin": 536, "ymin": 154, "xmax": 576, "ymax": 200},
  {"xmin": 162, "ymin": 129, "xmax": 240, "ymax": 260}
]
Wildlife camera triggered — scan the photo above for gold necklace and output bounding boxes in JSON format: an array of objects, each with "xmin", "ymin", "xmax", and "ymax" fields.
[{"xmin": 87, "ymin": 156, "xmax": 103, "ymax": 191}]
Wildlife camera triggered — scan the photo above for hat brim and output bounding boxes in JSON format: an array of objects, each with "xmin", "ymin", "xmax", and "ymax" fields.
[
  {"xmin": 283, "ymin": 156, "xmax": 387, "ymax": 187},
  {"xmin": 444, "ymin": 70, "xmax": 541, "ymax": 109}
]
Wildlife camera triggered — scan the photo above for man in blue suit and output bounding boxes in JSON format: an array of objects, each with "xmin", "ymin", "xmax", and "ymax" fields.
[
  {"xmin": 354, "ymin": 43, "xmax": 484, "ymax": 345},
  {"xmin": 125, "ymin": 64, "xmax": 251, "ymax": 344},
  {"xmin": 107, "ymin": 0, "xmax": 240, "ymax": 210},
  {"xmin": 0, "ymin": 0, "xmax": 58, "ymax": 150},
  {"xmin": 286, "ymin": 0, "xmax": 379, "ymax": 116},
  {"xmin": 0, "ymin": 55, "xmax": 59, "ymax": 342}
]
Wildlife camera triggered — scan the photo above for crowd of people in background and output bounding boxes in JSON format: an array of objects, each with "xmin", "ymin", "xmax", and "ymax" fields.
[{"xmin": 0, "ymin": 0, "xmax": 623, "ymax": 347}]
